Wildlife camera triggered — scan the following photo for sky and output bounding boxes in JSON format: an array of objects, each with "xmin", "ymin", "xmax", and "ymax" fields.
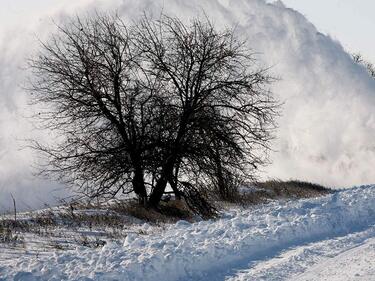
[
  {"xmin": 0, "ymin": 0, "xmax": 58, "ymax": 28},
  {"xmin": 1, "ymin": 0, "xmax": 375, "ymax": 62},
  {"xmin": 0, "ymin": 0, "xmax": 92, "ymax": 32},
  {"xmin": 281, "ymin": 0, "xmax": 375, "ymax": 62}
]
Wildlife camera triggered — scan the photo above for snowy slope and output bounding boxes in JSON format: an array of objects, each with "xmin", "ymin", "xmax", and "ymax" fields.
[{"xmin": 1, "ymin": 185, "xmax": 375, "ymax": 280}]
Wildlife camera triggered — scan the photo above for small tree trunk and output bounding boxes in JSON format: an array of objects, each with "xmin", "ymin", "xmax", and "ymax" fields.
[
  {"xmin": 11, "ymin": 194, "xmax": 16, "ymax": 225},
  {"xmin": 168, "ymin": 160, "xmax": 181, "ymax": 200},
  {"xmin": 168, "ymin": 175, "xmax": 181, "ymax": 200},
  {"xmin": 213, "ymin": 147, "xmax": 230, "ymax": 199},
  {"xmin": 132, "ymin": 167, "xmax": 147, "ymax": 206}
]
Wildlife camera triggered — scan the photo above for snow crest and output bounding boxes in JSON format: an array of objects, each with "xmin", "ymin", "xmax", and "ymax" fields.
[{"xmin": 1, "ymin": 185, "xmax": 375, "ymax": 280}]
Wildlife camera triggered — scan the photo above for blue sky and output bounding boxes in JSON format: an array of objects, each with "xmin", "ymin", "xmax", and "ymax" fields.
[
  {"xmin": 1, "ymin": 0, "xmax": 374, "ymax": 61},
  {"xmin": 282, "ymin": 0, "xmax": 375, "ymax": 61}
]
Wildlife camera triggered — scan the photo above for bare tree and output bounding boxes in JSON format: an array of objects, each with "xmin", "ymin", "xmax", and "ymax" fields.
[
  {"xmin": 28, "ymin": 13, "xmax": 162, "ymax": 204},
  {"xmin": 29, "ymin": 13, "xmax": 279, "ymax": 215},
  {"xmin": 352, "ymin": 53, "xmax": 375, "ymax": 78},
  {"xmin": 134, "ymin": 15, "xmax": 279, "ymax": 207}
]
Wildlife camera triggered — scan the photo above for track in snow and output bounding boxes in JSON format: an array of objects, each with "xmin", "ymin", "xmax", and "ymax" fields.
[{"xmin": 223, "ymin": 225, "xmax": 375, "ymax": 281}]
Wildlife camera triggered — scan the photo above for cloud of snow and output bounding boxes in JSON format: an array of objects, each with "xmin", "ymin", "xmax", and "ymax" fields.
[
  {"xmin": 1, "ymin": 0, "xmax": 375, "ymax": 210},
  {"xmin": 116, "ymin": 0, "xmax": 375, "ymax": 188},
  {"xmin": 0, "ymin": 0, "xmax": 119, "ymax": 211}
]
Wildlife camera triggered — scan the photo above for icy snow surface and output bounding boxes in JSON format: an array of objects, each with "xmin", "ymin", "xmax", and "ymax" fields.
[{"xmin": 1, "ymin": 185, "xmax": 375, "ymax": 280}]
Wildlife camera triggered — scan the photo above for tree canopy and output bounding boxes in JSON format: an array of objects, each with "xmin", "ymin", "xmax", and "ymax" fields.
[{"xmin": 29, "ymin": 13, "xmax": 279, "ymax": 216}]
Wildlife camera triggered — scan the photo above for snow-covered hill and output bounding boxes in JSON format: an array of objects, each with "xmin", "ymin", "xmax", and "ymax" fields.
[{"xmin": 1, "ymin": 185, "xmax": 375, "ymax": 280}]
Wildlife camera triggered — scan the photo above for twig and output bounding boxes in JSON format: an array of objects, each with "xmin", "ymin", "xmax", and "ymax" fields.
[{"xmin": 10, "ymin": 193, "xmax": 17, "ymax": 224}]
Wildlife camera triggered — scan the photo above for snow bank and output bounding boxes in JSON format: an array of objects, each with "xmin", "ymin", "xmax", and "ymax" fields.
[{"xmin": 1, "ymin": 185, "xmax": 375, "ymax": 280}]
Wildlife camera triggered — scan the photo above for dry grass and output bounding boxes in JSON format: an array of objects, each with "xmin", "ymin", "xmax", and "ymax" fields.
[
  {"xmin": 0, "ymin": 197, "xmax": 195, "ymax": 254},
  {"xmin": 116, "ymin": 199, "xmax": 193, "ymax": 224},
  {"xmin": 0, "ymin": 220, "xmax": 25, "ymax": 246},
  {"xmin": 0, "ymin": 179, "xmax": 332, "ymax": 253},
  {"xmin": 0, "ymin": 198, "xmax": 192, "ymax": 239},
  {"xmin": 238, "ymin": 180, "xmax": 332, "ymax": 205}
]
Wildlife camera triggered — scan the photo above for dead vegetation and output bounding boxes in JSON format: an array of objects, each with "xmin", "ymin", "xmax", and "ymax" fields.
[
  {"xmin": 0, "ymin": 221, "xmax": 27, "ymax": 253},
  {"xmin": 0, "ymin": 180, "xmax": 332, "ymax": 255},
  {"xmin": 236, "ymin": 180, "xmax": 332, "ymax": 206},
  {"xmin": 0, "ymin": 204, "xmax": 131, "ymax": 254},
  {"xmin": 0, "ymin": 198, "xmax": 193, "ymax": 255},
  {"xmin": 120, "ymin": 199, "xmax": 194, "ymax": 223}
]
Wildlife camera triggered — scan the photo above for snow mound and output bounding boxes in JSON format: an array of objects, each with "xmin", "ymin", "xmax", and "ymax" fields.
[{"xmin": 1, "ymin": 185, "xmax": 375, "ymax": 280}]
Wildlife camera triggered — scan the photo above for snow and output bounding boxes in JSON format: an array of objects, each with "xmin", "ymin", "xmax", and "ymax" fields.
[
  {"xmin": 227, "ymin": 223, "xmax": 375, "ymax": 280},
  {"xmin": 0, "ymin": 3, "xmax": 375, "ymax": 279},
  {"xmin": 293, "ymin": 237, "xmax": 375, "ymax": 281},
  {"xmin": 2, "ymin": 0, "xmax": 375, "ymax": 211},
  {"xmin": 1, "ymin": 185, "xmax": 375, "ymax": 280},
  {"xmin": 117, "ymin": 0, "xmax": 375, "ymax": 188}
]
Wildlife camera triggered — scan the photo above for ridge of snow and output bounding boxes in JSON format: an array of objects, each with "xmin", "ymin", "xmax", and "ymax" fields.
[{"xmin": 1, "ymin": 185, "xmax": 375, "ymax": 280}]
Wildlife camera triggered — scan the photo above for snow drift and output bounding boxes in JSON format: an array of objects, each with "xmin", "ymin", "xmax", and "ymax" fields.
[
  {"xmin": 1, "ymin": 0, "xmax": 375, "ymax": 210},
  {"xmin": 1, "ymin": 185, "xmax": 375, "ymax": 280}
]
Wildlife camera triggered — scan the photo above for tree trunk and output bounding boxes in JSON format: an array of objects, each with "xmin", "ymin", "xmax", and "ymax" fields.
[
  {"xmin": 132, "ymin": 167, "xmax": 147, "ymax": 206},
  {"xmin": 148, "ymin": 174, "xmax": 168, "ymax": 207},
  {"xmin": 168, "ymin": 174, "xmax": 181, "ymax": 200},
  {"xmin": 148, "ymin": 161, "xmax": 174, "ymax": 207},
  {"xmin": 149, "ymin": 112, "xmax": 189, "ymax": 207},
  {"xmin": 168, "ymin": 159, "xmax": 181, "ymax": 200},
  {"xmin": 214, "ymin": 147, "xmax": 228, "ymax": 199}
]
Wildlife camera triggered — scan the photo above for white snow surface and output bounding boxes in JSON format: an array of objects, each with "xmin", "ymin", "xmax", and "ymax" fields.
[
  {"xmin": 1, "ymin": 185, "xmax": 375, "ymax": 280},
  {"xmin": 292, "ymin": 236, "xmax": 375, "ymax": 281}
]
